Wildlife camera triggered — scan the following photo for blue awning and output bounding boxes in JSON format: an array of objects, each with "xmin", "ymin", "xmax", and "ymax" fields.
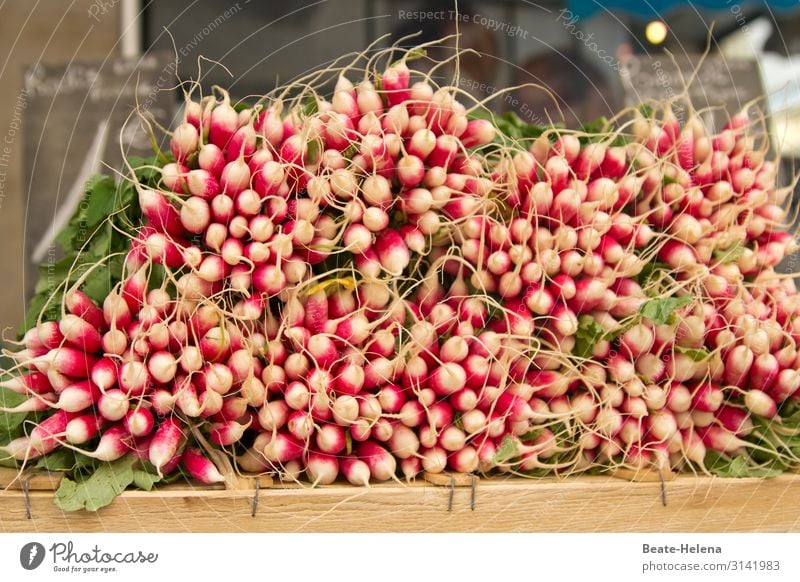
[{"xmin": 567, "ymin": 0, "xmax": 800, "ymax": 21}]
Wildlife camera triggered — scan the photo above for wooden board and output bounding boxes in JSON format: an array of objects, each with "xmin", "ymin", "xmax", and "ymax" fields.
[
  {"xmin": 0, "ymin": 469, "xmax": 64, "ymax": 491},
  {"xmin": 2, "ymin": 473, "xmax": 800, "ymax": 533}
]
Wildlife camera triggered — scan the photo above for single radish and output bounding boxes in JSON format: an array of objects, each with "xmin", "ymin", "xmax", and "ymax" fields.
[{"xmin": 183, "ymin": 448, "xmax": 225, "ymax": 484}]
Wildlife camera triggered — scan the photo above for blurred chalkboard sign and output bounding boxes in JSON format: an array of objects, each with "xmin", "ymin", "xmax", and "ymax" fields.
[
  {"xmin": 22, "ymin": 52, "xmax": 176, "ymax": 295},
  {"xmin": 619, "ymin": 54, "xmax": 764, "ymax": 132}
]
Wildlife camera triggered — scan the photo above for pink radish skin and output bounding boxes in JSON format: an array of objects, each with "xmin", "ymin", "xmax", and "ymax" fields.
[
  {"xmin": 225, "ymin": 123, "xmax": 257, "ymax": 161},
  {"xmin": 0, "ymin": 372, "xmax": 52, "ymax": 395},
  {"xmin": 65, "ymin": 414, "xmax": 105, "ymax": 444},
  {"xmin": 170, "ymin": 122, "xmax": 199, "ymax": 162},
  {"xmin": 724, "ymin": 344, "xmax": 755, "ymax": 387},
  {"xmin": 0, "ymin": 437, "xmax": 40, "ymax": 460},
  {"xmin": 341, "ymin": 456, "xmax": 371, "ymax": 485},
  {"xmin": 262, "ymin": 432, "xmax": 304, "ymax": 463},
  {"xmin": 36, "ymin": 321, "xmax": 65, "ymax": 349},
  {"xmin": 429, "ymin": 362, "xmax": 467, "ymax": 395},
  {"xmin": 65, "ymin": 290, "xmax": 105, "ymax": 330},
  {"xmin": 119, "ymin": 361, "xmax": 150, "ymax": 397},
  {"xmin": 124, "ymin": 407, "xmax": 154, "ymax": 437},
  {"xmin": 400, "ymin": 456, "xmax": 422, "ymax": 479},
  {"xmin": 257, "ymin": 400, "xmax": 289, "ymax": 431},
  {"xmin": 356, "ymin": 441, "xmax": 397, "ymax": 481},
  {"xmin": 208, "ymin": 96, "xmax": 238, "ymax": 149},
  {"xmin": 770, "ymin": 369, "xmax": 800, "ymax": 401},
  {"xmin": 138, "ymin": 189, "xmax": 184, "ymax": 236},
  {"xmin": 373, "ymin": 230, "xmax": 410, "ymax": 276},
  {"xmin": 382, "ymin": 63, "xmax": 411, "ymax": 106},
  {"xmin": 150, "ymin": 389, "xmax": 177, "ymax": 416},
  {"xmin": 690, "ymin": 382, "xmax": 724, "ymax": 412},
  {"xmin": 29, "ymin": 409, "xmax": 71, "ymax": 453},
  {"xmin": 34, "ymin": 347, "xmax": 98, "ymax": 378},
  {"xmin": 744, "ymin": 389, "xmax": 777, "ymax": 418},
  {"xmin": 187, "ymin": 169, "xmax": 221, "ymax": 199},
  {"xmin": 387, "ymin": 424, "xmax": 420, "ymax": 459},
  {"xmin": 149, "ymin": 417, "xmax": 184, "ymax": 473},
  {"xmin": 286, "ymin": 410, "xmax": 313, "ymax": 440},
  {"xmin": 421, "ymin": 446, "xmax": 448, "ymax": 473},
  {"xmin": 92, "ymin": 425, "xmax": 130, "ymax": 462},
  {"xmin": 715, "ymin": 405, "xmax": 753, "ymax": 437},
  {"xmin": 55, "ymin": 381, "xmax": 99, "ymax": 412},
  {"xmin": 183, "ymin": 448, "xmax": 226, "ymax": 484},
  {"xmin": 147, "ymin": 351, "xmax": 178, "ymax": 384},
  {"xmin": 306, "ymin": 451, "xmax": 340, "ymax": 485},
  {"xmin": 697, "ymin": 425, "xmax": 748, "ymax": 454},
  {"xmin": 449, "ymin": 446, "xmax": 479, "ymax": 473},
  {"xmin": 98, "ymin": 389, "xmax": 130, "ymax": 422},
  {"xmin": 749, "ymin": 353, "xmax": 779, "ymax": 390},
  {"xmin": 316, "ymin": 423, "xmax": 346, "ymax": 454}
]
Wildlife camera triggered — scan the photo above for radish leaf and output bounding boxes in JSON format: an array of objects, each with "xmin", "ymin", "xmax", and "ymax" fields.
[
  {"xmin": 132, "ymin": 470, "xmax": 162, "ymax": 491},
  {"xmin": 639, "ymin": 296, "xmax": 692, "ymax": 325},
  {"xmin": 712, "ymin": 240, "xmax": 745, "ymax": 264},
  {"xmin": 674, "ymin": 345, "xmax": 710, "ymax": 361},
  {"xmin": 573, "ymin": 315, "xmax": 605, "ymax": 358},
  {"xmin": 704, "ymin": 451, "xmax": 784, "ymax": 478},
  {"xmin": 0, "ymin": 387, "xmax": 29, "ymax": 439},
  {"xmin": 54, "ymin": 457, "xmax": 138, "ymax": 512},
  {"xmin": 492, "ymin": 435, "xmax": 519, "ymax": 464}
]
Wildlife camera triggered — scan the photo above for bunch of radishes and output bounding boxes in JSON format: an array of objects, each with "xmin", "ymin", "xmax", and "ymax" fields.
[{"xmin": 2, "ymin": 45, "xmax": 799, "ymax": 490}]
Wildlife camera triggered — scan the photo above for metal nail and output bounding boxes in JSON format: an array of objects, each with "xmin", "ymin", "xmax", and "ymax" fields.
[
  {"xmin": 23, "ymin": 475, "xmax": 32, "ymax": 520},
  {"xmin": 447, "ymin": 476, "xmax": 455, "ymax": 512},
  {"xmin": 251, "ymin": 479, "xmax": 260, "ymax": 517},
  {"xmin": 470, "ymin": 475, "xmax": 476, "ymax": 511}
]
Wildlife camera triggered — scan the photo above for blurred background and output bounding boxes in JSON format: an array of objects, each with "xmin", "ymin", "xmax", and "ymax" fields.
[{"xmin": 2, "ymin": 0, "xmax": 800, "ymax": 335}]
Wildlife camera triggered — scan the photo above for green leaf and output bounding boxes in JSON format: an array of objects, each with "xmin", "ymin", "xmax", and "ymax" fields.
[
  {"xmin": 306, "ymin": 138, "xmax": 322, "ymax": 165},
  {"xmin": 492, "ymin": 435, "xmax": 520, "ymax": 464},
  {"xmin": 81, "ymin": 270, "xmax": 114, "ymax": 305},
  {"xmin": 81, "ymin": 175, "xmax": 118, "ymax": 229},
  {"xmin": 713, "ymin": 240, "xmax": 745, "ymax": 264},
  {"xmin": 467, "ymin": 110, "xmax": 549, "ymax": 143},
  {"xmin": 778, "ymin": 402, "xmax": 800, "ymax": 426},
  {"xmin": 127, "ymin": 156, "xmax": 161, "ymax": 184},
  {"xmin": 20, "ymin": 155, "xmax": 158, "ymax": 337},
  {"xmin": 0, "ymin": 456, "xmax": 19, "ymax": 468},
  {"xmin": 301, "ymin": 97, "xmax": 318, "ymax": 118},
  {"xmin": 35, "ymin": 449, "xmax": 94, "ymax": 472},
  {"xmin": 674, "ymin": 345, "xmax": 710, "ymax": 361},
  {"xmin": 22, "ymin": 293, "xmax": 54, "ymax": 332},
  {"xmin": 636, "ymin": 261, "xmax": 670, "ymax": 286},
  {"xmin": 580, "ymin": 116, "xmax": 610, "ymax": 134},
  {"xmin": 345, "ymin": 430, "xmax": 354, "ymax": 455},
  {"xmin": 573, "ymin": 315, "xmax": 606, "ymax": 359},
  {"xmin": 704, "ymin": 451, "xmax": 784, "ymax": 478},
  {"xmin": 34, "ymin": 255, "xmax": 74, "ymax": 295},
  {"xmin": 233, "ymin": 100, "xmax": 253, "ymax": 113},
  {"xmin": 132, "ymin": 470, "xmax": 162, "ymax": 491},
  {"xmin": 0, "ymin": 387, "xmax": 29, "ymax": 439},
  {"xmin": 519, "ymin": 429, "xmax": 543, "ymax": 443},
  {"xmin": 639, "ymin": 295, "xmax": 693, "ymax": 325},
  {"xmin": 403, "ymin": 47, "xmax": 427, "ymax": 63},
  {"xmin": 342, "ymin": 144, "xmax": 358, "ymax": 160},
  {"xmin": 54, "ymin": 457, "xmax": 138, "ymax": 512}
]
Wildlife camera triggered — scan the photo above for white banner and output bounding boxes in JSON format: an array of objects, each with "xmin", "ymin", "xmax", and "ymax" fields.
[{"xmin": 1, "ymin": 533, "xmax": 798, "ymax": 581}]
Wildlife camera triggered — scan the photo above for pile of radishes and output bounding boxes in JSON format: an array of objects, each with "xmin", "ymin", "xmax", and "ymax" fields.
[{"xmin": 2, "ymin": 45, "xmax": 800, "ymax": 489}]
